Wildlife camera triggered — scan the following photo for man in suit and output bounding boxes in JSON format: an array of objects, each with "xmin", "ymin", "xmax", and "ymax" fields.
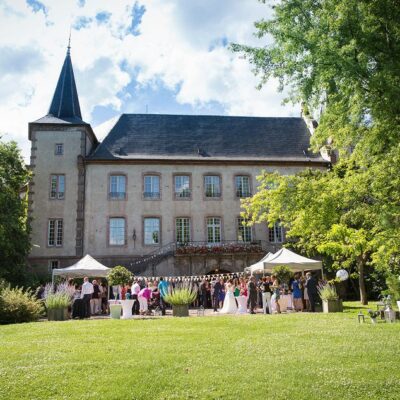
[
  {"xmin": 211, "ymin": 277, "xmax": 222, "ymax": 312},
  {"xmin": 305, "ymin": 272, "xmax": 318, "ymax": 312},
  {"xmin": 247, "ymin": 276, "xmax": 258, "ymax": 314}
]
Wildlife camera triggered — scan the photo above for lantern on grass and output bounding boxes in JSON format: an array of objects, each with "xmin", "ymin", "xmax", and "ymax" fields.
[
  {"xmin": 357, "ymin": 311, "xmax": 365, "ymax": 323},
  {"xmin": 336, "ymin": 269, "xmax": 349, "ymax": 281}
]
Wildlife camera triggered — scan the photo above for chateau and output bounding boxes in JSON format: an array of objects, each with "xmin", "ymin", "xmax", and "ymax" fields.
[{"xmin": 27, "ymin": 48, "xmax": 330, "ymax": 278}]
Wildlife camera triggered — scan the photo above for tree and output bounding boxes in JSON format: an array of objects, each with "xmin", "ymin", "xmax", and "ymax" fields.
[
  {"xmin": 233, "ymin": 0, "xmax": 400, "ymax": 304},
  {"xmin": 0, "ymin": 140, "xmax": 31, "ymax": 285}
]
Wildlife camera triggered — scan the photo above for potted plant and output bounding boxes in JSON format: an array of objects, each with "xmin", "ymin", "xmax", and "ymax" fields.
[
  {"xmin": 163, "ymin": 282, "xmax": 198, "ymax": 317},
  {"xmin": 44, "ymin": 282, "xmax": 73, "ymax": 321},
  {"xmin": 272, "ymin": 265, "xmax": 293, "ymax": 285},
  {"xmin": 318, "ymin": 283, "xmax": 343, "ymax": 313},
  {"xmin": 107, "ymin": 266, "xmax": 133, "ymax": 319},
  {"xmin": 368, "ymin": 309, "xmax": 380, "ymax": 324}
]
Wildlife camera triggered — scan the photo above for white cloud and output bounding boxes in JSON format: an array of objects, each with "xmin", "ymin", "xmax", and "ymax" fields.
[{"xmin": 0, "ymin": 0, "xmax": 299, "ymax": 161}]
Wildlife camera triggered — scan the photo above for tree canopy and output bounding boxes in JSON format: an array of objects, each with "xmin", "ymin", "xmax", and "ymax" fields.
[
  {"xmin": 0, "ymin": 140, "xmax": 31, "ymax": 285},
  {"xmin": 233, "ymin": 0, "xmax": 400, "ymax": 304}
]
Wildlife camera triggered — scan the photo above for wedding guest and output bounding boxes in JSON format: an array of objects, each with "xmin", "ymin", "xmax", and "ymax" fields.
[
  {"xmin": 305, "ymin": 272, "xmax": 318, "ymax": 312},
  {"xmin": 218, "ymin": 278, "xmax": 225, "ymax": 308},
  {"xmin": 90, "ymin": 279, "xmax": 101, "ymax": 315},
  {"xmin": 292, "ymin": 273, "xmax": 303, "ymax": 311},
  {"xmin": 240, "ymin": 277, "xmax": 248, "ymax": 297},
  {"xmin": 247, "ymin": 276, "xmax": 258, "ymax": 314},
  {"xmin": 158, "ymin": 277, "xmax": 169, "ymax": 315},
  {"xmin": 271, "ymin": 275, "xmax": 281, "ymax": 314},
  {"xmin": 81, "ymin": 277, "xmax": 94, "ymax": 318},
  {"xmin": 211, "ymin": 277, "xmax": 222, "ymax": 312},
  {"xmin": 100, "ymin": 281, "xmax": 108, "ymax": 314},
  {"xmin": 138, "ymin": 284, "xmax": 152, "ymax": 315},
  {"xmin": 199, "ymin": 279, "xmax": 208, "ymax": 308},
  {"xmin": 35, "ymin": 283, "xmax": 45, "ymax": 300},
  {"xmin": 131, "ymin": 279, "xmax": 141, "ymax": 315},
  {"xmin": 260, "ymin": 276, "xmax": 273, "ymax": 314},
  {"xmin": 120, "ymin": 284, "xmax": 127, "ymax": 301}
]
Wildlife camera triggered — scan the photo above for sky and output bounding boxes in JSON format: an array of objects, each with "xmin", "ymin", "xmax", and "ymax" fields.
[{"xmin": 0, "ymin": 0, "xmax": 299, "ymax": 161}]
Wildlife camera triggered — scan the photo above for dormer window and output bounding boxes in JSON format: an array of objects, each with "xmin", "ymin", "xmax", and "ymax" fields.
[{"xmin": 55, "ymin": 143, "xmax": 64, "ymax": 155}]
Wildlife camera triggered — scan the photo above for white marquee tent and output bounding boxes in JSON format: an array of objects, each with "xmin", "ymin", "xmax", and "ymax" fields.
[
  {"xmin": 244, "ymin": 252, "xmax": 274, "ymax": 274},
  {"xmin": 262, "ymin": 248, "xmax": 323, "ymax": 273},
  {"xmin": 246, "ymin": 248, "xmax": 323, "ymax": 274},
  {"xmin": 52, "ymin": 254, "xmax": 111, "ymax": 281}
]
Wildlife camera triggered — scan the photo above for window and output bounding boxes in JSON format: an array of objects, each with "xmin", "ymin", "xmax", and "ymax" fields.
[
  {"xmin": 55, "ymin": 143, "xmax": 63, "ymax": 155},
  {"xmin": 235, "ymin": 175, "xmax": 251, "ymax": 198},
  {"xmin": 144, "ymin": 218, "xmax": 160, "ymax": 245},
  {"xmin": 204, "ymin": 175, "xmax": 221, "ymax": 198},
  {"xmin": 207, "ymin": 217, "xmax": 221, "ymax": 244},
  {"xmin": 48, "ymin": 219, "xmax": 63, "ymax": 246},
  {"xmin": 144, "ymin": 175, "xmax": 160, "ymax": 199},
  {"xmin": 237, "ymin": 217, "xmax": 252, "ymax": 242},
  {"xmin": 176, "ymin": 218, "xmax": 191, "ymax": 243},
  {"xmin": 50, "ymin": 175, "xmax": 65, "ymax": 199},
  {"xmin": 49, "ymin": 260, "xmax": 59, "ymax": 271},
  {"xmin": 109, "ymin": 218, "xmax": 126, "ymax": 245},
  {"xmin": 269, "ymin": 222, "xmax": 283, "ymax": 243},
  {"xmin": 109, "ymin": 175, "xmax": 126, "ymax": 199},
  {"xmin": 174, "ymin": 175, "xmax": 191, "ymax": 199}
]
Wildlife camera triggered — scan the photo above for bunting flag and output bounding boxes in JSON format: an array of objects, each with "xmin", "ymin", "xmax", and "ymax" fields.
[{"xmin": 133, "ymin": 271, "xmax": 248, "ymax": 281}]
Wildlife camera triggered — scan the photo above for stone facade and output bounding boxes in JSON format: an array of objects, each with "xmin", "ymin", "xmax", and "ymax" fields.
[{"xmin": 26, "ymin": 50, "xmax": 330, "ymax": 278}]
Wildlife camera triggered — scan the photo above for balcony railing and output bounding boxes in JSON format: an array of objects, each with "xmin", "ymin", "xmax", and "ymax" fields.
[
  {"xmin": 236, "ymin": 190, "xmax": 252, "ymax": 198},
  {"xmin": 205, "ymin": 190, "xmax": 221, "ymax": 198},
  {"xmin": 175, "ymin": 189, "xmax": 191, "ymax": 199},
  {"xmin": 175, "ymin": 240, "xmax": 263, "ymax": 255},
  {"xmin": 109, "ymin": 191, "xmax": 126, "ymax": 199},
  {"xmin": 144, "ymin": 191, "xmax": 161, "ymax": 199}
]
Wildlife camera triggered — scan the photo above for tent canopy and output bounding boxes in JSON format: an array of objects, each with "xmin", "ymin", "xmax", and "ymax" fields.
[
  {"xmin": 245, "ymin": 252, "xmax": 274, "ymax": 274},
  {"xmin": 262, "ymin": 248, "xmax": 322, "ymax": 272},
  {"xmin": 245, "ymin": 248, "xmax": 322, "ymax": 274},
  {"xmin": 52, "ymin": 254, "xmax": 111, "ymax": 278}
]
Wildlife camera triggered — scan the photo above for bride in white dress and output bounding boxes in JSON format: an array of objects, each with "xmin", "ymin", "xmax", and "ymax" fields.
[{"xmin": 220, "ymin": 280, "xmax": 238, "ymax": 314}]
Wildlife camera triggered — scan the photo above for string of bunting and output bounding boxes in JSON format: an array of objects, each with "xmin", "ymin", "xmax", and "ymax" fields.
[{"xmin": 133, "ymin": 271, "xmax": 248, "ymax": 281}]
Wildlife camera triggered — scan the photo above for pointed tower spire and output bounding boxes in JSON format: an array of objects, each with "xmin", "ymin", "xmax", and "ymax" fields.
[{"xmin": 48, "ymin": 37, "xmax": 83, "ymax": 121}]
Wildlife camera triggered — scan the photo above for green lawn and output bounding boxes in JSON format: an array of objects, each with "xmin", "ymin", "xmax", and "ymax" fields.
[{"xmin": 0, "ymin": 302, "xmax": 399, "ymax": 400}]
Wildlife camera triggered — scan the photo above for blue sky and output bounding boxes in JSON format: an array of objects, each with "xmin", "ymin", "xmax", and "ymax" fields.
[{"xmin": 0, "ymin": 0, "xmax": 299, "ymax": 159}]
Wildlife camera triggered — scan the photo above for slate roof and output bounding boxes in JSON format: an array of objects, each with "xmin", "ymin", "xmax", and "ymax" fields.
[
  {"xmin": 32, "ymin": 50, "xmax": 87, "ymax": 125},
  {"xmin": 88, "ymin": 114, "xmax": 326, "ymax": 163}
]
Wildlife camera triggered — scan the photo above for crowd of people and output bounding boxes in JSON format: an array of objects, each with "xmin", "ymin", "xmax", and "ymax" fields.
[{"xmin": 57, "ymin": 271, "xmax": 321, "ymax": 318}]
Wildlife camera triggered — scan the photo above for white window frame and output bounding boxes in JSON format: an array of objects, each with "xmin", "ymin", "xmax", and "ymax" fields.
[
  {"xmin": 144, "ymin": 175, "xmax": 160, "ymax": 199},
  {"xmin": 176, "ymin": 218, "xmax": 191, "ymax": 243},
  {"xmin": 48, "ymin": 219, "xmax": 63, "ymax": 247},
  {"xmin": 204, "ymin": 175, "xmax": 221, "ymax": 198},
  {"xmin": 50, "ymin": 175, "xmax": 65, "ymax": 199},
  {"xmin": 174, "ymin": 175, "xmax": 191, "ymax": 198},
  {"xmin": 109, "ymin": 217, "xmax": 126, "ymax": 246},
  {"xmin": 55, "ymin": 143, "xmax": 64, "ymax": 155},
  {"xmin": 109, "ymin": 175, "xmax": 126, "ymax": 199},
  {"xmin": 269, "ymin": 222, "xmax": 283, "ymax": 243},
  {"xmin": 235, "ymin": 176, "xmax": 251, "ymax": 198},
  {"xmin": 237, "ymin": 217, "xmax": 252, "ymax": 243},
  {"xmin": 207, "ymin": 217, "xmax": 221, "ymax": 244},
  {"xmin": 144, "ymin": 218, "xmax": 160, "ymax": 245}
]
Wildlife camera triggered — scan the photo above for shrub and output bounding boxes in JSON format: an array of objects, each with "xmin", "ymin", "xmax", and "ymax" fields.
[
  {"xmin": 272, "ymin": 265, "xmax": 293, "ymax": 284},
  {"xmin": 318, "ymin": 283, "xmax": 339, "ymax": 301},
  {"xmin": 107, "ymin": 266, "xmax": 133, "ymax": 286},
  {"xmin": 164, "ymin": 282, "xmax": 198, "ymax": 306},
  {"xmin": 0, "ymin": 285, "xmax": 44, "ymax": 324}
]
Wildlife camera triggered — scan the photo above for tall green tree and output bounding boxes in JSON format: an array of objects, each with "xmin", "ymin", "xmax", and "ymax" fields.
[
  {"xmin": 233, "ymin": 0, "xmax": 400, "ymax": 304},
  {"xmin": 0, "ymin": 140, "xmax": 31, "ymax": 285}
]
